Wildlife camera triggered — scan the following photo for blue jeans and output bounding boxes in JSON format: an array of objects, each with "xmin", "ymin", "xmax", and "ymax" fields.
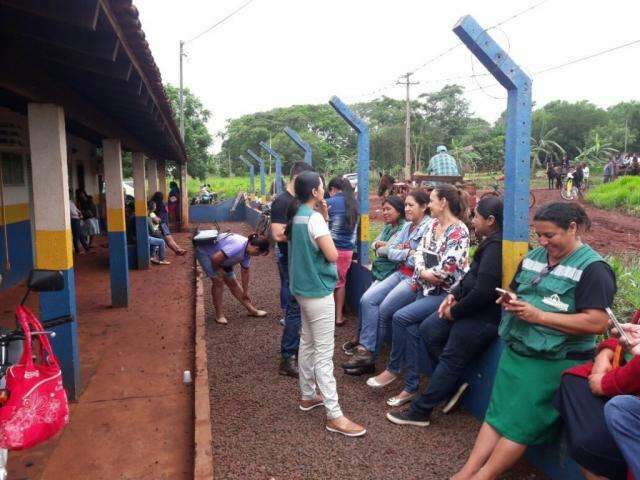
[
  {"xmin": 410, "ymin": 311, "xmax": 498, "ymax": 417},
  {"xmin": 387, "ymin": 292, "xmax": 445, "ymax": 393},
  {"xmin": 277, "ymin": 254, "xmax": 301, "ymax": 359},
  {"xmin": 358, "ymin": 272, "xmax": 417, "ymax": 354},
  {"xmin": 149, "ymin": 236, "xmax": 166, "ymax": 260},
  {"xmin": 605, "ymin": 395, "xmax": 640, "ymax": 480},
  {"xmin": 275, "ymin": 245, "xmax": 289, "ymax": 314}
]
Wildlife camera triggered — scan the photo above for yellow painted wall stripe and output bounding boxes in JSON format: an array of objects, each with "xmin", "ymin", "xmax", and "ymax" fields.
[
  {"xmin": 106, "ymin": 208, "xmax": 126, "ymax": 232},
  {"xmin": 0, "ymin": 203, "xmax": 29, "ymax": 225},
  {"xmin": 34, "ymin": 229, "xmax": 73, "ymax": 270},
  {"xmin": 502, "ymin": 240, "xmax": 529, "ymax": 288},
  {"xmin": 134, "ymin": 200, "xmax": 147, "ymax": 217},
  {"xmin": 359, "ymin": 214, "xmax": 370, "ymax": 242}
]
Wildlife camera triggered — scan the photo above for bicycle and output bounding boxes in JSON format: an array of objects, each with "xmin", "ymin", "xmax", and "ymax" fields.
[
  {"xmin": 560, "ymin": 176, "xmax": 579, "ymax": 200},
  {"xmin": 0, "ymin": 270, "xmax": 73, "ymax": 480},
  {"xmin": 255, "ymin": 203, "xmax": 271, "ymax": 238}
]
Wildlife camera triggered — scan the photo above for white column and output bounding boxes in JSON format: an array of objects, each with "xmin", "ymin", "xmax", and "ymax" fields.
[{"xmin": 147, "ymin": 157, "xmax": 158, "ymax": 196}]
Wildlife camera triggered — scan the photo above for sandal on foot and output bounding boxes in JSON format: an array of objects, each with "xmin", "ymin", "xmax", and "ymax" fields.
[
  {"xmin": 386, "ymin": 393, "xmax": 416, "ymax": 407},
  {"xmin": 215, "ymin": 317, "xmax": 228, "ymax": 325},
  {"xmin": 248, "ymin": 310, "xmax": 267, "ymax": 317}
]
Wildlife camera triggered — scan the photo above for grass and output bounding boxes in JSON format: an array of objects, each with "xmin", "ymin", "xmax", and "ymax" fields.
[
  {"xmin": 586, "ymin": 176, "xmax": 640, "ymax": 217},
  {"xmin": 184, "ymin": 175, "xmax": 275, "ymax": 200},
  {"xmin": 607, "ymin": 254, "xmax": 640, "ymax": 321}
]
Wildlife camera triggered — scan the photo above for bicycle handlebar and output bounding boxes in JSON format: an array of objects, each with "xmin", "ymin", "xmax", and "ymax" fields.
[{"xmin": 0, "ymin": 315, "xmax": 73, "ymax": 343}]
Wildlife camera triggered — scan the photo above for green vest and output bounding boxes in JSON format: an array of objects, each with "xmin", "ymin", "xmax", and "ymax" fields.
[
  {"xmin": 371, "ymin": 221, "xmax": 405, "ymax": 281},
  {"xmin": 499, "ymin": 244, "xmax": 605, "ymax": 359},
  {"xmin": 288, "ymin": 205, "xmax": 338, "ymax": 298}
]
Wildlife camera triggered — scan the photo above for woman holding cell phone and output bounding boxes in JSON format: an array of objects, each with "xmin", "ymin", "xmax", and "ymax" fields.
[{"xmin": 453, "ymin": 202, "xmax": 616, "ymax": 480}]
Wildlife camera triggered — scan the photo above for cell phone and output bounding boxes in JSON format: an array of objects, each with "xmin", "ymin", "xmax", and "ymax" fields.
[
  {"xmin": 606, "ymin": 307, "xmax": 633, "ymax": 344},
  {"xmin": 495, "ymin": 287, "xmax": 517, "ymax": 302}
]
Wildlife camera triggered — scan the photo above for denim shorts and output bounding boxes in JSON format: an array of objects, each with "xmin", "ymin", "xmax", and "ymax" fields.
[{"xmin": 195, "ymin": 249, "xmax": 235, "ymax": 279}]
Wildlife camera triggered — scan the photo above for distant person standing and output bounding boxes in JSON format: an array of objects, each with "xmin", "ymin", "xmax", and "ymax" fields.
[
  {"xmin": 427, "ymin": 145, "xmax": 460, "ymax": 178},
  {"xmin": 582, "ymin": 163, "xmax": 590, "ymax": 189},
  {"xmin": 604, "ymin": 158, "xmax": 615, "ymax": 183},
  {"xmin": 167, "ymin": 181, "xmax": 181, "ymax": 226}
]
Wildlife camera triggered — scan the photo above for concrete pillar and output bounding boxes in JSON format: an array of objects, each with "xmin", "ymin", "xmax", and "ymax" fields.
[
  {"xmin": 132, "ymin": 152, "xmax": 150, "ymax": 270},
  {"xmin": 27, "ymin": 103, "xmax": 80, "ymax": 399},
  {"xmin": 158, "ymin": 158, "xmax": 167, "ymax": 198},
  {"xmin": 103, "ymin": 139, "xmax": 130, "ymax": 307},
  {"xmin": 179, "ymin": 162, "xmax": 189, "ymax": 231},
  {"xmin": 147, "ymin": 157, "xmax": 158, "ymax": 197}
]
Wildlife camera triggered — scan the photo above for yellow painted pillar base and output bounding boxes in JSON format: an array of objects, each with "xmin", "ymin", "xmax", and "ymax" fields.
[{"xmin": 502, "ymin": 240, "xmax": 529, "ymax": 288}]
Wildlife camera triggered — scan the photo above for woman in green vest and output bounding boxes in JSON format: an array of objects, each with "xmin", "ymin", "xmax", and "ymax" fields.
[
  {"xmin": 285, "ymin": 171, "xmax": 366, "ymax": 437},
  {"xmin": 453, "ymin": 202, "xmax": 616, "ymax": 480}
]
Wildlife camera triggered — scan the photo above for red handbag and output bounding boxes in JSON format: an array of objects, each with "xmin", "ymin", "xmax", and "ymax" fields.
[{"xmin": 0, "ymin": 306, "xmax": 69, "ymax": 450}]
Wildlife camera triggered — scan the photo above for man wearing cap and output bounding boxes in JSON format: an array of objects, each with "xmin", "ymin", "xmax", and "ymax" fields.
[{"xmin": 427, "ymin": 145, "xmax": 460, "ymax": 178}]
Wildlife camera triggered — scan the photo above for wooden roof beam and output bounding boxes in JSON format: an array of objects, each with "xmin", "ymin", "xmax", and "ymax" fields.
[
  {"xmin": 0, "ymin": 0, "xmax": 101, "ymax": 30},
  {"xmin": 0, "ymin": 7, "xmax": 119, "ymax": 61}
]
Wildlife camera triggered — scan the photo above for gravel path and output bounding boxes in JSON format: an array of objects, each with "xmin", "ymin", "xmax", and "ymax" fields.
[{"xmin": 205, "ymin": 222, "xmax": 545, "ymax": 480}]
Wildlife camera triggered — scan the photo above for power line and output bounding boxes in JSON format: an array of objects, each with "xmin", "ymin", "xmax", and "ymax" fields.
[
  {"xmin": 186, "ymin": 0, "xmax": 257, "ymax": 44},
  {"xmin": 535, "ymin": 38, "xmax": 640, "ymax": 75},
  {"xmin": 465, "ymin": 36, "xmax": 640, "ymax": 95},
  {"xmin": 348, "ymin": 0, "xmax": 551, "ymax": 103}
]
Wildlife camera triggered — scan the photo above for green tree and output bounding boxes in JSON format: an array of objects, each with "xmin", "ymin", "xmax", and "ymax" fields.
[{"xmin": 164, "ymin": 84, "xmax": 214, "ymax": 180}]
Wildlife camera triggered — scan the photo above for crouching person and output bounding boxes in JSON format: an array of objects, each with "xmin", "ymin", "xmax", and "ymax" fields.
[
  {"xmin": 387, "ymin": 196, "xmax": 503, "ymax": 426},
  {"xmin": 195, "ymin": 233, "xmax": 270, "ymax": 325}
]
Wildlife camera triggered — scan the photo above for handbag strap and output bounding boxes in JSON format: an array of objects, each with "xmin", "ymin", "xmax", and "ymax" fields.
[
  {"xmin": 15, "ymin": 306, "xmax": 35, "ymax": 369},
  {"xmin": 19, "ymin": 306, "xmax": 61, "ymax": 369}
]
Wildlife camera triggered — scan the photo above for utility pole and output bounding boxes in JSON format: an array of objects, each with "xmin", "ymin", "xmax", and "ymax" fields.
[
  {"xmin": 179, "ymin": 40, "xmax": 185, "ymax": 141},
  {"xmin": 268, "ymin": 132, "xmax": 273, "ymax": 176},
  {"xmin": 228, "ymin": 152, "xmax": 232, "ymax": 176},
  {"xmin": 397, "ymin": 72, "xmax": 419, "ymax": 180}
]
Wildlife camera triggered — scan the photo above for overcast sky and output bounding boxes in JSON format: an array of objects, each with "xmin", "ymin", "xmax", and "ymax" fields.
[{"xmin": 135, "ymin": 0, "xmax": 640, "ymax": 150}]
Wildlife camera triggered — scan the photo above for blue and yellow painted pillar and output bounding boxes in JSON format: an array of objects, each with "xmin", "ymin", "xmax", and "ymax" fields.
[
  {"xmin": 453, "ymin": 16, "xmax": 532, "ymax": 286},
  {"xmin": 103, "ymin": 139, "xmax": 130, "ymax": 307},
  {"xmin": 238, "ymin": 155, "xmax": 256, "ymax": 193},
  {"xmin": 329, "ymin": 96, "xmax": 370, "ymax": 265},
  {"xmin": 133, "ymin": 152, "xmax": 150, "ymax": 270},
  {"xmin": 179, "ymin": 162, "xmax": 189, "ymax": 232},
  {"xmin": 284, "ymin": 127, "xmax": 312, "ymax": 165},
  {"xmin": 259, "ymin": 142, "xmax": 283, "ymax": 196},
  {"xmin": 246, "ymin": 149, "xmax": 267, "ymax": 199},
  {"xmin": 27, "ymin": 103, "xmax": 81, "ymax": 399},
  {"xmin": 146, "ymin": 157, "xmax": 159, "ymax": 197}
]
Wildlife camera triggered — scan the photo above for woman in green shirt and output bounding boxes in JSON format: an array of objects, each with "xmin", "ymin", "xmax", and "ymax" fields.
[
  {"xmin": 286, "ymin": 171, "xmax": 366, "ymax": 437},
  {"xmin": 453, "ymin": 202, "xmax": 615, "ymax": 480},
  {"xmin": 370, "ymin": 195, "xmax": 406, "ymax": 282}
]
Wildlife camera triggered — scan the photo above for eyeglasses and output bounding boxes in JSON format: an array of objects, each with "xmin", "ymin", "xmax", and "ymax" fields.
[{"xmin": 531, "ymin": 264, "xmax": 557, "ymax": 286}]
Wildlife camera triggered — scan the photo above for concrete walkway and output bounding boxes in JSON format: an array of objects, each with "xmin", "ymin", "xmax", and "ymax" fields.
[{"xmin": 0, "ymin": 232, "xmax": 195, "ymax": 480}]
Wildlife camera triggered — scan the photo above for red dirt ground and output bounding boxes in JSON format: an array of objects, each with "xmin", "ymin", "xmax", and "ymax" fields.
[
  {"xmin": 0, "ymin": 232, "xmax": 195, "ymax": 480},
  {"xmin": 205, "ymin": 222, "xmax": 544, "ymax": 480},
  {"xmin": 369, "ymin": 188, "xmax": 640, "ymax": 255}
]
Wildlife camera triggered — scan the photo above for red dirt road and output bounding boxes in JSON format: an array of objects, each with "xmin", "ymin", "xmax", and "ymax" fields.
[{"xmin": 369, "ymin": 189, "xmax": 640, "ymax": 255}]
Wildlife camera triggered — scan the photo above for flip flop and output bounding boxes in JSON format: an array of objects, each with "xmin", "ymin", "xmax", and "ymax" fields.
[{"xmin": 248, "ymin": 310, "xmax": 267, "ymax": 317}]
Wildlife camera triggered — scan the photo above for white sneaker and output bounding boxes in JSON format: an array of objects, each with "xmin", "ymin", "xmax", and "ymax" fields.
[{"xmin": 442, "ymin": 382, "xmax": 469, "ymax": 414}]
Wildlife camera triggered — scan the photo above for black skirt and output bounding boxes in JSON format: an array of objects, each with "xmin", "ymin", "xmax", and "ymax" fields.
[{"xmin": 554, "ymin": 374, "xmax": 628, "ymax": 480}]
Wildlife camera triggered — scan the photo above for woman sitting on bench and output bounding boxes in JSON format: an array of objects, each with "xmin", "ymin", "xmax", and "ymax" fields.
[
  {"xmin": 453, "ymin": 202, "xmax": 615, "ymax": 480},
  {"xmin": 554, "ymin": 310, "xmax": 640, "ymax": 480},
  {"xmin": 386, "ymin": 196, "xmax": 503, "ymax": 426}
]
